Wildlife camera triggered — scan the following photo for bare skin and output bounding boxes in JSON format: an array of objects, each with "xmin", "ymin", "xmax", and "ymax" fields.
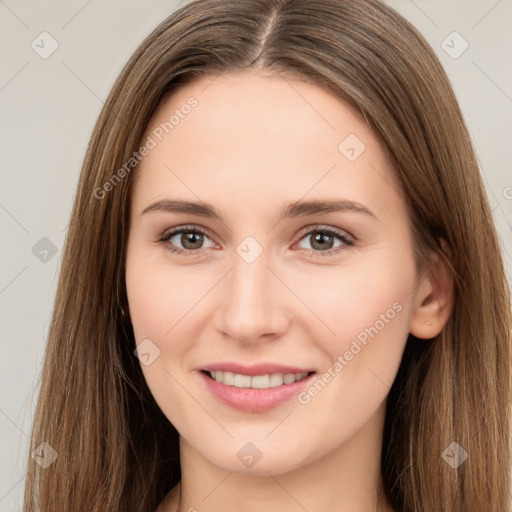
[{"xmin": 125, "ymin": 70, "xmax": 453, "ymax": 512}]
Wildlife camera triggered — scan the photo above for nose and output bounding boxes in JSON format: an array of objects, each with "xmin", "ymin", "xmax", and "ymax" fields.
[{"xmin": 213, "ymin": 247, "xmax": 292, "ymax": 345}]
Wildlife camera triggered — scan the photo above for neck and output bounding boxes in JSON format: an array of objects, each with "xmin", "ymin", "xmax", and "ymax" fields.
[{"xmin": 160, "ymin": 402, "xmax": 395, "ymax": 512}]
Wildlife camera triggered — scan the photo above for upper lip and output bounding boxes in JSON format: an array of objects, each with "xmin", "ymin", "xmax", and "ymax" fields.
[{"xmin": 201, "ymin": 362, "xmax": 315, "ymax": 376}]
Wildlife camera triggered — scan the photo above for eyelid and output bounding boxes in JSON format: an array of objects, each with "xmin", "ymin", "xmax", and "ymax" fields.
[
  {"xmin": 291, "ymin": 224, "xmax": 355, "ymax": 258},
  {"xmin": 159, "ymin": 224, "xmax": 216, "ymax": 247},
  {"xmin": 294, "ymin": 224, "xmax": 355, "ymax": 243},
  {"xmin": 159, "ymin": 223, "xmax": 355, "ymax": 257}
]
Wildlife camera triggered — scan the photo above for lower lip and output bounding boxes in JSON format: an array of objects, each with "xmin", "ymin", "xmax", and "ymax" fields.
[{"xmin": 199, "ymin": 371, "xmax": 315, "ymax": 412}]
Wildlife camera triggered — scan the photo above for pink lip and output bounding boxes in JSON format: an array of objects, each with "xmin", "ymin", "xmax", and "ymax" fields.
[
  {"xmin": 200, "ymin": 362, "xmax": 314, "ymax": 376},
  {"xmin": 199, "ymin": 368, "xmax": 316, "ymax": 413}
]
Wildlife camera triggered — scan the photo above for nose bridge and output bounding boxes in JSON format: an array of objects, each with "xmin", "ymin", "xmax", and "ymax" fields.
[{"xmin": 214, "ymin": 240, "xmax": 289, "ymax": 343}]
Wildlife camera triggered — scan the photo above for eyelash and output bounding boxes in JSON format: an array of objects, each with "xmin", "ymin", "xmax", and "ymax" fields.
[{"xmin": 158, "ymin": 224, "xmax": 355, "ymax": 259}]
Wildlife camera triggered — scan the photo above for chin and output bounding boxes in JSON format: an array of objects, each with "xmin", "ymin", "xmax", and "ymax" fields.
[{"xmin": 190, "ymin": 434, "xmax": 318, "ymax": 477}]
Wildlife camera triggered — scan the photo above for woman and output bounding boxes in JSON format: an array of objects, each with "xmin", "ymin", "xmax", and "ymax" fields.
[{"xmin": 24, "ymin": 0, "xmax": 511, "ymax": 511}]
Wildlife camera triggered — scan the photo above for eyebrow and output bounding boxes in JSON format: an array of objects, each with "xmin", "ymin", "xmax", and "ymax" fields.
[{"xmin": 141, "ymin": 198, "xmax": 377, "ymax": 221}]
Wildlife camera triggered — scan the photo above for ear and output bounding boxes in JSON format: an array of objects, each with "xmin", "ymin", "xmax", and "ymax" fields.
[{"xmin": 409, "ymin": 247, "xmax": 455, "ymax": 339}]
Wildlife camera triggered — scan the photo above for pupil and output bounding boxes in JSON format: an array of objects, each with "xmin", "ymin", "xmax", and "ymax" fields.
[
  {"xmin": 183, "ymin": 232, "xmax": 202, "ymax": 249},
  {"xmin": 312, "ymin": 233, "xmax": 332, "ymax": 250}
]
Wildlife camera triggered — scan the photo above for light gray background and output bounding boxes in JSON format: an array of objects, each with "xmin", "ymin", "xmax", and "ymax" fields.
[{"xmin": 1, "ymin": 1, "xmax": 511, "ymax": 510}]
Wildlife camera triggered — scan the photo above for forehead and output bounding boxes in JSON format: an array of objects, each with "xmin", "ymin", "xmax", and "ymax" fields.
[
  {"xmin": 146, "ymin": 70, "xmax": 378, "ymax": 158},
  {"xmin": 131, "ymin": 70, "xmax": 403, "ymax": 222}
]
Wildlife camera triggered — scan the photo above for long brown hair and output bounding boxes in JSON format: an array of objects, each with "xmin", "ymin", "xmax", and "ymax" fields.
[{"xmin": 24, "ymin": 0, "xmax": 511, "ymax": 510}]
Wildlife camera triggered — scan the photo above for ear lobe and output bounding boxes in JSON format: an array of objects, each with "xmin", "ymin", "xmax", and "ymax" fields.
[{"xmin": 409, "ymin": 249, "xmax": 455, "ymax": 339}]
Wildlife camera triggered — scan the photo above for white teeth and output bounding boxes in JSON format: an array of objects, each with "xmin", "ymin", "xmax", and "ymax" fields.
[
  {"xmin": 209, "ymin": 370, "xmax": 309, "ymax": 389},
  {"xmin": 251, "ymin": 374, "xmax": 270, "ymax": 388},
  {"xmin": 269, "ymin": 373, "xmax": 284, "ymax": 387},
  {"xmin": 283, "ymin": 373, "xmax": 297, "ymax": 385},
  {"xmin": 234, "ymin": 373, "xmax": 251, "ymax": 388}
]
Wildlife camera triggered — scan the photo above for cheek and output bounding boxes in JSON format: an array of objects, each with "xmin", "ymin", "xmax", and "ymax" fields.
[
  {"xmin": 298, "ymin": 252, "xmax": 415, "ymax": 348},
  {"xmin": 303, "ymin": 251, "xmax": 415, "ymax": 411},
  {"xmin": 296, "ymin": 251, "xmax": 415, "ymax": 419},
  {"xmin": 125, "ymin": 253, "xmax": 205, "ymax": 428},
  {"xmin": 125, "ymin": 251, "xmax": 209, "ymax": 343}
]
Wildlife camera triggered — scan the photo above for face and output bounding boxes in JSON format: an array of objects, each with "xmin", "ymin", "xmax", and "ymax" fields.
[{"xmin": 125, "ymin": 70, "xmax": 420, "ymax": 475}]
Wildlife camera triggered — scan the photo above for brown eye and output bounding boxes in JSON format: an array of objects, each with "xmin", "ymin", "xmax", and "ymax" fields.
[
  {"xmin": 296, "ymin": 227, "xmax": 354, "ymax": 257},
  {"xmin": 306, "ymin": 231, "xmax": 337, "ymax": 251},
  {"xmin": 178, "ymin": 231, "xmax": 204, "ymax": 250},
  {"xmin": 160, "ymin": 226, "xmax": 215, "ymax": 254}
]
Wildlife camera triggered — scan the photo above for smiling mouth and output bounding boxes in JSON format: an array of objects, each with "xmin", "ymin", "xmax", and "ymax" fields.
[{"xmin": 202, "ymin": 370, "xmax": 315, "ymax": 389}]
